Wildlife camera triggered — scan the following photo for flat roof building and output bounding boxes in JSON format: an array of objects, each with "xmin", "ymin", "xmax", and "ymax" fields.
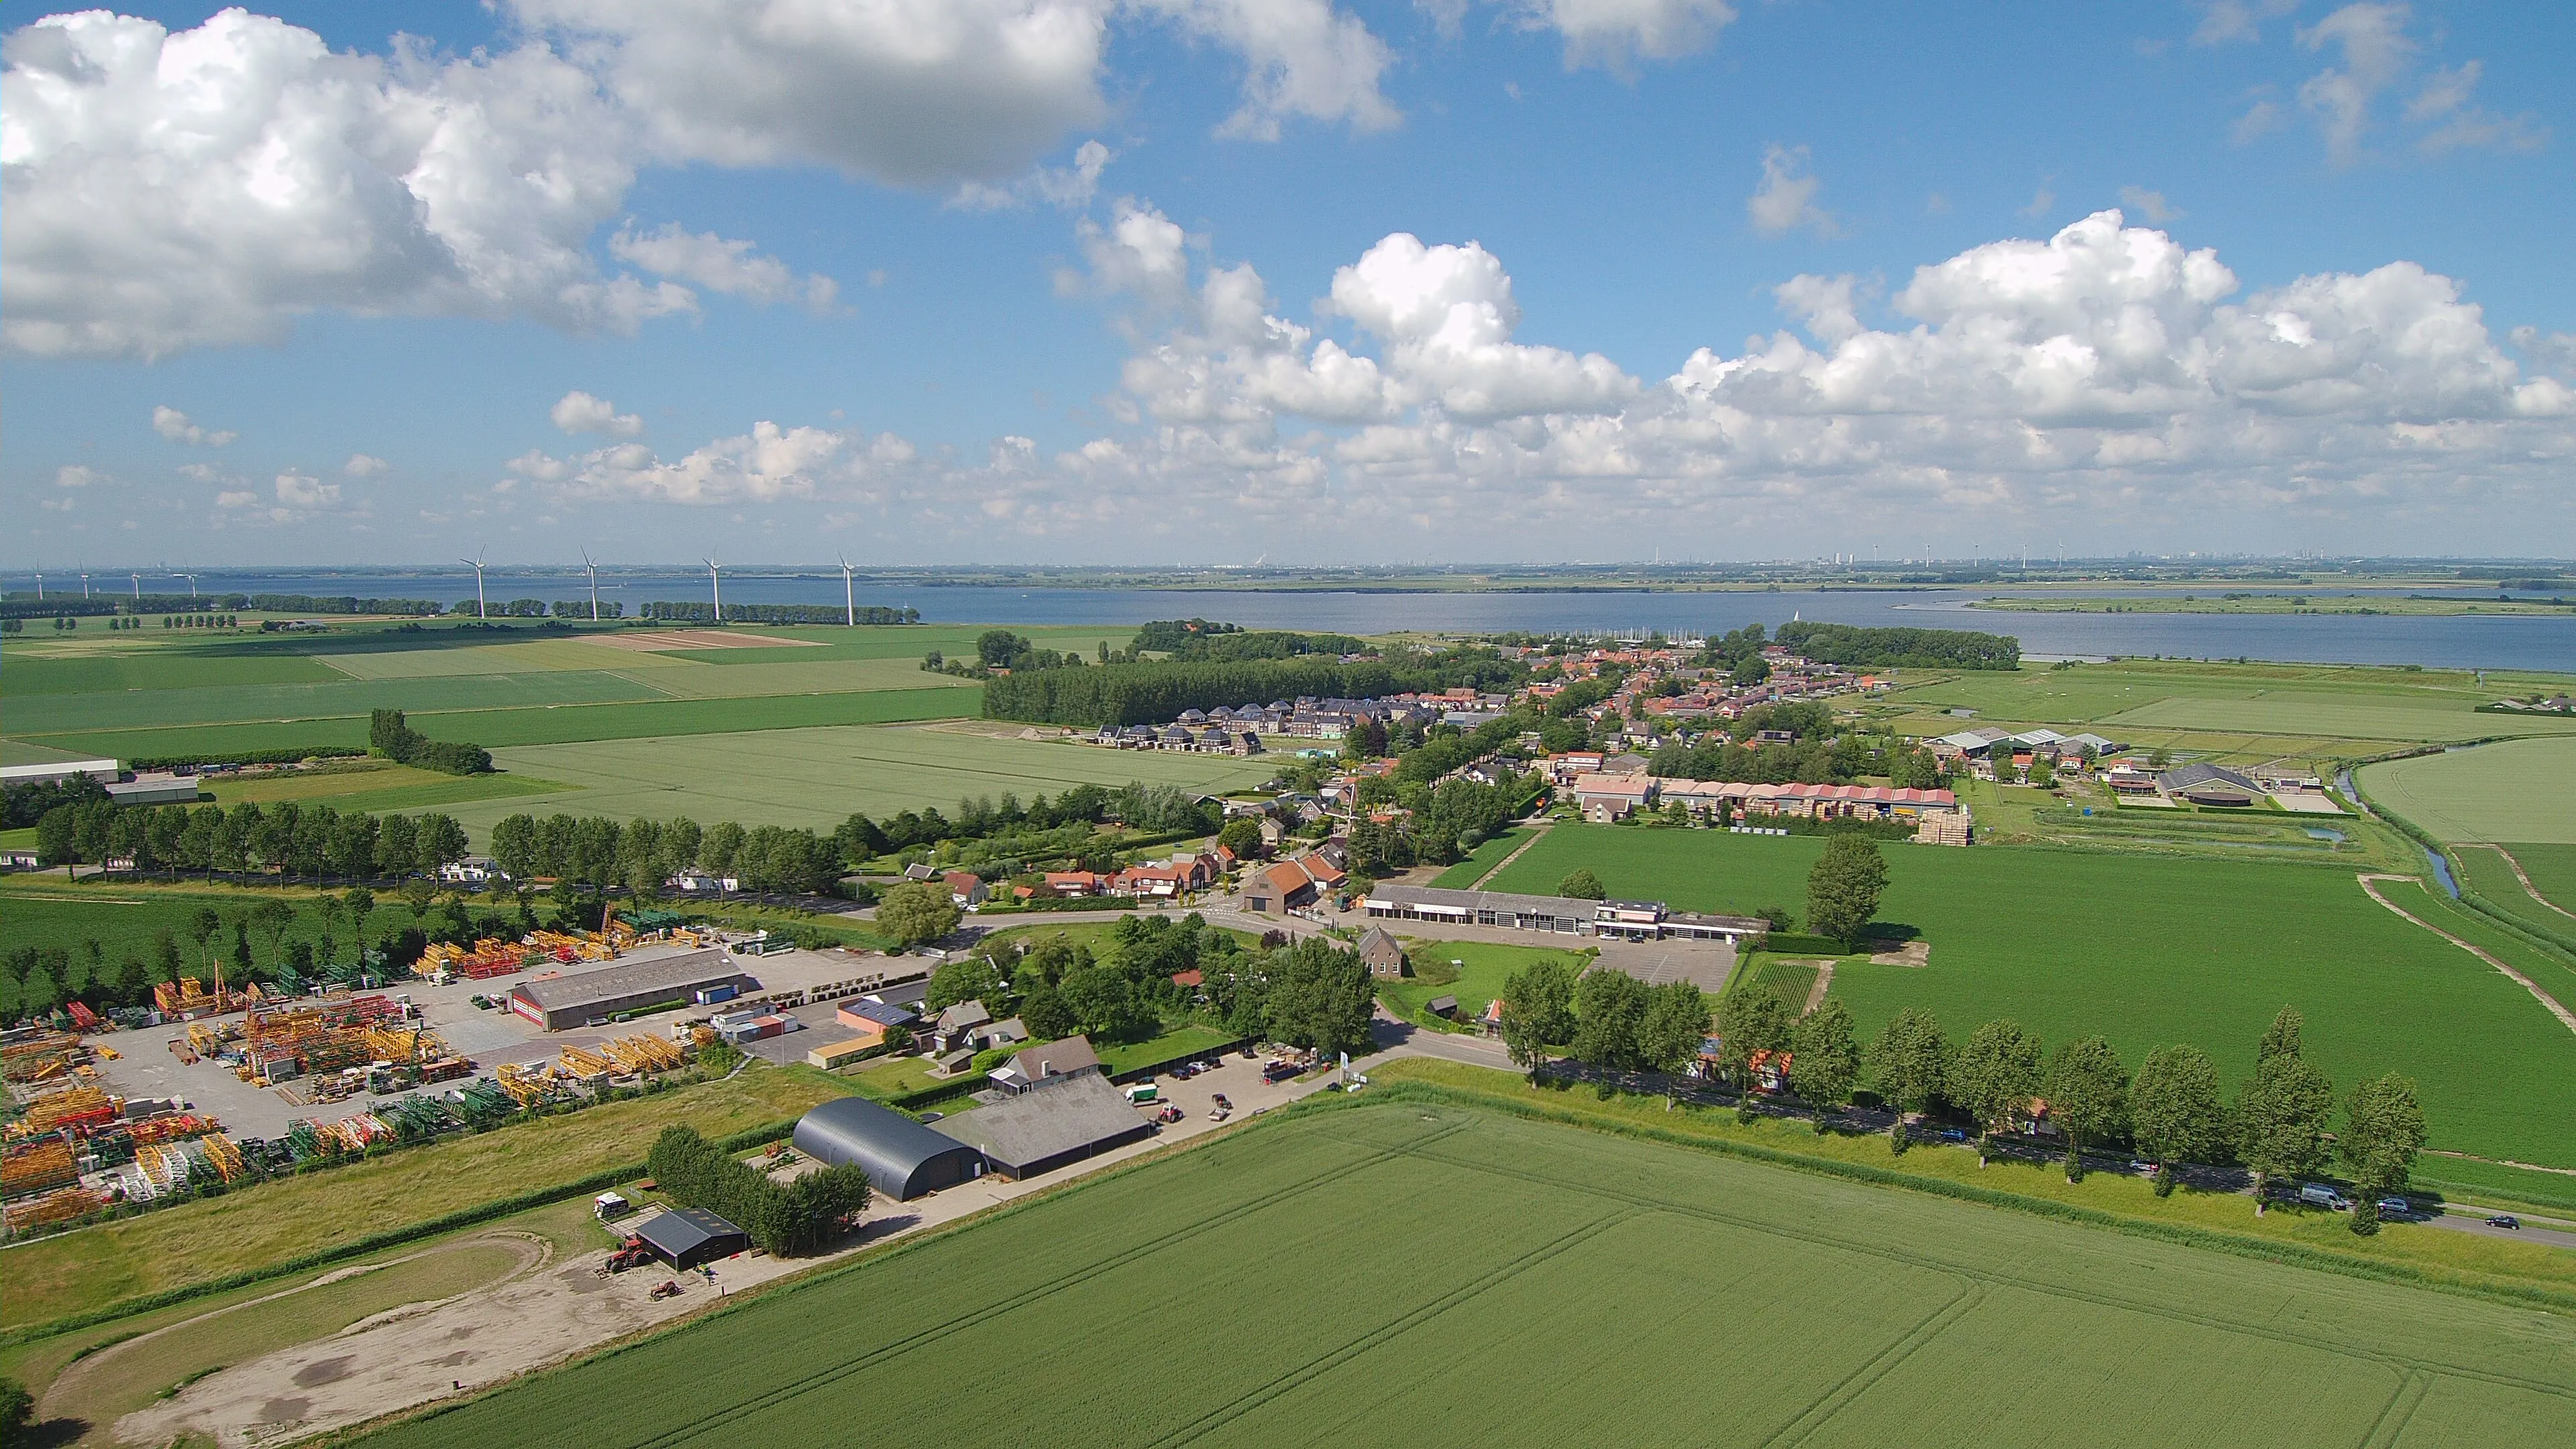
[
  {"xmin": 0, "ymin": 759, "xmax": 119, "ymax": 788},
  {"xmin": 791, "ymin": 1094, "xmax": 988, "ymax": 1199},
  {"xmin": 506, "ymin": 948, "xmax": 758, "ymax": 1030},
  {"xmin": 929, "ymin": 1071, "xmax": 1152, "ymax": 1181},
  {"xmin": 1364, "ymin": 885, "xmax": 1766, "ymax": 944},
  {"xmin": 633, "ymin": 1208, "xmax": 749, "ymax": 1270}
]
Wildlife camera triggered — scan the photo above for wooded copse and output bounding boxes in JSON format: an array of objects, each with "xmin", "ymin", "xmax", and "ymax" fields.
[
  {"xmin": 980, "ymin": 649, "xmax": 1525, "ymax": 727},
  {"xmin": 645, "ymin": 1125, "xmax": 873, "ymax": 1256},
  {"xmin": 368, "ymin": 709, "xmax": 492, "ymax": 775},
  {"xmin": 1772, "ymin": 621, "xmax": 2021, "ymax": 669}
]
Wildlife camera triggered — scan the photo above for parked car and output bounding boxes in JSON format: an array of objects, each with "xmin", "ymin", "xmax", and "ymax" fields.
[
  {"xmin": 2296, "ymin": 1183, "xmax": 2351, "ymax": 1211},
  {"xmin": 1209, "ymin": 1093, "xmax": 1231, "ymax": 1111},
  {"xmin": 2485, "ymin": 1214, "xmax": 2522, "ymax": 1230},
  {"xmin": 2374, "ymin": 1196, "xmax": 2411, "ymax": 1217},
  {"xmin": 1262, "ymin": 1061, "xmax": 1302, "ymax": 1084}
]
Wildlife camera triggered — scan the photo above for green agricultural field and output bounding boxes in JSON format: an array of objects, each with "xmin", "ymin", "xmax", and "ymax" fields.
[
  {"xmin": 0, "ymin": 879, "xmax": 361, "ymax": 969},
  {"xmin": 0, "ymin": 1063, "xmax": 845, "ymax": 1332},
  {"xmin": 1377, "ymin": 939, "xmax": 1582, "ymax": 1028},
  {"xmin": 1490, "ymin": 824, "xmax": 2576, "ymax": 1167},
  {"xmin": 2504, "ymin": 843, "xmax": 2576, "ymax": 916},
  {"xmin": 207, "ymin": 765, "xmax": 571, "ymax": 815},
  {"xmin": 2363, "ymin": 737, "xmax": 2576, "ymax": 845},
  {"xmin": 1, "ymin": 650, "xmax": 345, "ymax": 695},
  {"xmin": 355, "ymin": 1099, "xmax": 2576, "ymax": 1449},
  {"xmin": 1887, "ymin": 658, "xmax": 2576, "ymax": 744},
  {"xmin": 17, "ymin": 686, "xmax": 975, "ymax": 761},
  {"xmin": 2452, "ymin": 845, "xmax": 2576, "ymax": 943},
  {"xmin": 441, "ymin": 723, "xmax": 1281, "ymax": 837}
]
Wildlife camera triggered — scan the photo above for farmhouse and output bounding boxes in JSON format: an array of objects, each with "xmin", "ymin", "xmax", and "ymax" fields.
[
  {"xmin": 791, "ymin": 1094, "xmax": 987, "ymax": 1199},
  {"xmin": 505, "ymin": 949, "xmax": 757, "ymax": 1030},
  {"xmin": 930, "ymin": 1069, "xmax": 1154, "ymax": 1181},
  {"xmin": 988, "ymin": 1034, "xmax": 1102, "ymax": 1092}
]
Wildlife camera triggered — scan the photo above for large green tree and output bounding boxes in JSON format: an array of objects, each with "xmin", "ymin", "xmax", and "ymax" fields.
[
  {"xmin": 2041, "ymin": 1036, "xmax": 2131, "ymax": 1181},
  {"xmin": 1635, "ymin": 981, "xmax": 1711, "ymax": 1108},
  {"xmin": 2341, "ymin": 1073, "xmax": 2427, "ymax": 1236},
  {"xmin": 2236, "ymin": 1008, "xmax": 2335, "ymax": 1213},
  {"xmin": 924, "ymin": 956, "xmax": 1011, "ymax": 1017},
  {"xmin": 1867, "ymin": 1007, "xmax": 1948, "ymax": 1152},
  {"xmin": 1558, "ymin": 868, "xmax": 1606, "ymax": 900},
  {"xmin": 1949, "ymin": 1019, "xmax": 2044, "ymax": 1163},
  {"xmin": 1570, "ymin": 967, "xmax": 1650, "ymax": 1072},
  {"xmin": 1713, "ymin": 987, "xmax": 1793, "ymax": 1094},
  {"xmin": 1790, "ymin": 998, "xmax": 1860, "ymax": 1132},
  {"xmin": 875, "ymin": 881, "xmax": 962, "ymax": 949},
  {"xmin": 2129, "ymin": 1044, "xmax": 2228, "ymax": 1195},
  {"xmin": 1803, "ymin": 834, "xmax": 1888, "ymax": 949},
  {"xmin": 1497, "ymin": 957, "xmax": 1580, "ymax": 1075}
]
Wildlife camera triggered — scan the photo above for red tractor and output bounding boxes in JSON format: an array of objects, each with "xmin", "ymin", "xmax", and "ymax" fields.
[{"xmin": 598, "ymin": 1235, "xmax": 653, "ymax": 1275}]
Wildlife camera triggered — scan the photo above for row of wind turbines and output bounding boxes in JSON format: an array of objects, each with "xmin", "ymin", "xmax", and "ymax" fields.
[
  {"xmin": 25, "ymin": 567, "xmax": 200, "ymax": 601},
  {"xmin": 451, "ymin": 551, "xmax": 872, "ymax": 625}
]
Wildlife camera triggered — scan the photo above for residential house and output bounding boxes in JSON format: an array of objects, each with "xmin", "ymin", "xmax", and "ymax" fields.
[
  {"xmin": 1356, "ymin": 925, "xmax": 1407, "ymax": 979},
  {"xmin": 1240, "ymin": 857, "xmax": 1318, "ymax": 916},
  {"xmin": 988, "ymin": 1034, "xmax": 1102, "ymax": 1093},
  {"xmin": 943, "ymin": 871, "xmax": 989, "ymax": 908},
  {"xmin": 1574, "ymin": 775, "xmax": 1659, "ymax": 822},
  {"xmin": 931, "ymin": 1000, "xmax": 993, "ymax": 1053}
]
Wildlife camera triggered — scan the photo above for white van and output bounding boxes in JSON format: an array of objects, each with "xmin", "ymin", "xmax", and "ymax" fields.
[
  {"xmin": 2297, "ymin": 1183, "xmax": 2350, "ymax": 1210},
  {"xmin": 1124, "ymin": 1083, "xmax": 1160, "ymax": 1105}
]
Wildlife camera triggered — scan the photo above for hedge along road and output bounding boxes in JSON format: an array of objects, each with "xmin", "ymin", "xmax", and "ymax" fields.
[
  {"xmin": 349, "ymin": 1097, "xmax": 2576, "ymax": 1449},
  {"xmin": 1486, "ymin": 824, "xmax": 2576, "ymax": 1169}
]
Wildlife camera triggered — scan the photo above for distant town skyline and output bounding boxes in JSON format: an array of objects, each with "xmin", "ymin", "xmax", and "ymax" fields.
[{"xmin": 6, "ymin": 1, "xmax": 2571, "ymax": 566}]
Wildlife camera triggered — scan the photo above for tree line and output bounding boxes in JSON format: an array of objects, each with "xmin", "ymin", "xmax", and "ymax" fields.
[
  {"xmin": 916, "ymin": 915, "xmax": 1378, "ymax": 1059},
  {"xmin": 370, "ymin": 710, "xmax": 492, "ymax": 776},
  {"xmin": 980, "ymin": 647, "xmax": 1526, "ymax": 727},
  {"xmin": 32, "ymin": 794, "xmax": 470, "ymax": 881},
  {"xmin": 485, "ymin": 812, "xmax": 845, "ymax": 899},
  {"xmin": 638, "ymin": 601, "xmax": 920, "ymax": 625},
  {"xmin": 645, "ymin": 1125, "xmax": 873, "ymax": 1256},
  {"xmin": 1772, "ymin": 621, "xmax": 2021, "ymax": 670}
]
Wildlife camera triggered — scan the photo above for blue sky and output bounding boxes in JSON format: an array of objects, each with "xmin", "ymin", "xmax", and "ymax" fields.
[{"xmin": 7, "ymin": 0, "xmax": 2571, "ymax": 568}]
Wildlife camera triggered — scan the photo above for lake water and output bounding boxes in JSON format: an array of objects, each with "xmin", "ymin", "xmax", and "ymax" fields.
[{"xmin": 44, "ymin": 568, "xmax": 2576, "ymax": 673}]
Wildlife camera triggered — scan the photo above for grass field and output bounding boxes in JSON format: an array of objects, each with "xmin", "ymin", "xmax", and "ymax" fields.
[
  {"xmin": 204, "ymin": 760, "xmax": 574, "ymax": 814},
  {"xmin": 352, "ymin": 1095, "xmax": 2576, "ymax": 1449},
  {"xmin": 1489, "ymin": 824, "xmax": 2576, "ymax": 1167},
  {"xmin": 0, "ymin": 1064, "xmax": 847, "ymax": 1332},
  {"xmin": 441, "ymin": 723, "xmax": 1281, "ymax": 838},
  {"xmin": 1428, "ymin": 828, "xmax": 1531, "ymax": 888},
  {"xmin": 1376, "ymin": 940, "xmax": 1585, "ymax": 1028},
  {"xmin": 2505, "ymin": 843, "xmax": 2576, "ymax": 916},
  {"xmin": 2363, "ymin": 737, "xmax": 2576, "ymax": 844},
  {"xmin": 0, "ymin": 878, "xmax": 358, "ymax": 965},
  {"xmin": 2453, "ymin": 845, "xmax": 2576, "ymax": 942}
]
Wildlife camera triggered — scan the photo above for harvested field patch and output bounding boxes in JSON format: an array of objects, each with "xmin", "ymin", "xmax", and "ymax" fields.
[
  {"xmin": 584, "ymin": 629, "xmax": 820, "ymax": 651},
  {"xmin": 352, "ymin": 1099, "xmax": 2576, "ymax": 1449}
]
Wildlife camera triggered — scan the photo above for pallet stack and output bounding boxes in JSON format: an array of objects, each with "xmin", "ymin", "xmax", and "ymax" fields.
[
  {"xmin": 2, "ymin": 1032, "xmax": 85, "ymax": 1084},
  {"xmin": 3, "ymin": 1186, "xmax": 105, "ymax": 1232},
  {"xmin": 603, "ymin": 1034, "xmax": 685, "ymax": 1074},
  {"xmin": 4, "ymin": 1140, "xmax": 79, "ymax": 1197}
]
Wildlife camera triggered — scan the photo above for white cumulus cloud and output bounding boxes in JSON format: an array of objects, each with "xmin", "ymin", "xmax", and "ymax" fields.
[
  {"xmin": 610, "ymin": 223, "xmax": 839, "ymax": 311},
  {"xmin": 551, "ymin": 390, "xmax": 646, "ymax": 437},
  {"xmin": 1129, "ymin": 0, "xmax": 1399, "ymax": 141},
  {"xmin": 152, "ymin": 406, "xmax": 237, "ymax": 447},
  {"xmin": 54, "ymin": 464, "xmax": 108, "ymax": 488},
  {"xmin": 343, "ymin": 453, "xmax": 391, "ymax": 478},
  {"xmin": 1513, "ymin": 0, "xmax": 1738, "ymax": 74},
  {"xmin": 1748, "ymin": 145, "xmax": 1836, "ymax": 237}
]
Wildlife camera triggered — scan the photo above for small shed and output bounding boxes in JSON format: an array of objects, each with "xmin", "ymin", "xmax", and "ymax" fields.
[
  {"xmin": 633, "ymin": 1208, "xmax": 749, "ymax": 1271},
  {"xmin": 1426, "ymin": 994, "xmax": 1460, "ymax": 1018}
]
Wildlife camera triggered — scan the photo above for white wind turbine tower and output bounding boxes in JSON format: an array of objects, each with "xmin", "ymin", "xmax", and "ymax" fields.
[
  {"xmin": 131, "ymin": 573, "xmax": 142, "ymax": 600},
  {"xmin": 179, "ymin": 573, "xmax": 198, "ymax": 598},
  {"xmin": 704, "ymin": 558, "xmax": 722, "ymax": 622},
  {"xmin": 837, "ymin": 555, "xmax": 857, "ymax": 626},
  {"xmin": 32, "ymin": 573, "xmax": 43, "ymax": 600},
  {"xmin": 582, "ymin": 547, "xmax": 602, "ymax": 621},
  {"xmin": 460, "ymin": 550, "xmax": 488, "ymax": 618}
]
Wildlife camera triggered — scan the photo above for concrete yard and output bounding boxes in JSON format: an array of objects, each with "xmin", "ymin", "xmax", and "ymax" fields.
[{"xmin": 87, "ymin": 941, "xmax": 930, "ymax": 1140}]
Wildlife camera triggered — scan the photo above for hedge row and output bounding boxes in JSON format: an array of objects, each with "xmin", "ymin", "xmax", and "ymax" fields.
[
  {"xmin": 0, "ymin": 1114, "xmax": 809, "ymax": 1349},
  {"xmin": 127, "ymin": 747, "xmax": 368, "ymax": 770}
]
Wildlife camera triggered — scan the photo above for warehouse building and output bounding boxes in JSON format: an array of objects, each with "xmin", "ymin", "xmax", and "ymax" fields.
[
  {"xmin": 633, "ymin": 1208, "xmax": 750, "ymax": 1270},
  {"xmin": 791, "ymin": 1094, "xmax": 988, "ymax": 1199},
  {"xmin": 1362, "ymin": 884, "xmax": 1767, "ymax": 945},
  {"xmin": 506, "ymin": 949, "xmax": 759, "ymax": 1031},
  {"xmin": 929, "ymin": 1071, "xmax": 1152, "ymax": 1181}
]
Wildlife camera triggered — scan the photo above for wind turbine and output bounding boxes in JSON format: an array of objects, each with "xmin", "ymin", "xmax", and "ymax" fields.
[
  {"xmin": 460, "ymin": 550, "xmax": 488, "ymax": 618},
  {"xmin": 80, "ymin": 568, "xmax": 91, "ymax": 598},
  {"xmin": 32, "ymin": 573, "xmax": 42, "ymax": 600},
  {"xmin": 581, "ymin": 547, "xmax": 601, "ymax": 621},
  {"xmin": 179, "ymin": 573, "xmax": 198, "ymax": 598},
  {"xmin": 131, "ymin": 573, "xmax": 142, "ymax": 600},
  {"xmin": 837, "ymin": 555, "xmax": 856, "ymax": 626},
  {"xmin": 704, "ymin": 558, "xmax": 722, "ymax": 622}
]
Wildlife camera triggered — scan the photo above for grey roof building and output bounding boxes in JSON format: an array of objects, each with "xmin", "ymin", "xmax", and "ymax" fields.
[
  {"xmin": 505, "ymin": 949, "xmax": 758, "ymax": 1030},
  {"xmin": 633, "ymin": 1208, "xmax": 750, "ymax": 1270},
  {"xmin": 989, "ymin": 1035, "xmax": 1100, "ymax": 1092},
  {"xmin": 792, "ymin": 1094, "xmax": 988, "ymax": 1199},
  {"xmin": 930, "ymin": 1071, "xmax": 1152, "ymax": 1180},
  {"xmin": 2157, "ymin": 761, "xmax": 2265, "ymax": 805}
]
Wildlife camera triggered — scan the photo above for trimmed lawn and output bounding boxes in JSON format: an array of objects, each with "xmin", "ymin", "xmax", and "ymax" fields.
[
  {"xmin": 356, "ymin": 1088, "xmax": 2576, "ymax": 1449},
  {"xmin": 1098, "ymin": 1023, "xmax": 1238, "ymax": 1074},
  {"xmin": 1428, "ymin": 828, "xmax": 1529, "ymax": 888},
  {"xmin": 1377, "ymin": 938, "xmax": 1586, "ymax": 1029},
  {"xmin": 2362, "ymin": 737, "xmax": 2576, "ymax": 844},
  {"xmin": 1489, "ymin": 823, "xmax": 2576, "ymax": 1167},
  {"xmin": 0, "ymin": 1064, "xmax": 847, "ymax": 1332}
]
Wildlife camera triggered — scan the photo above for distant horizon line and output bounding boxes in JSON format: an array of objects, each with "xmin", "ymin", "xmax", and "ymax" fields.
[{"xmin": 5, "ymin": 555, "xmax": 2571, "ymax": 579}]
